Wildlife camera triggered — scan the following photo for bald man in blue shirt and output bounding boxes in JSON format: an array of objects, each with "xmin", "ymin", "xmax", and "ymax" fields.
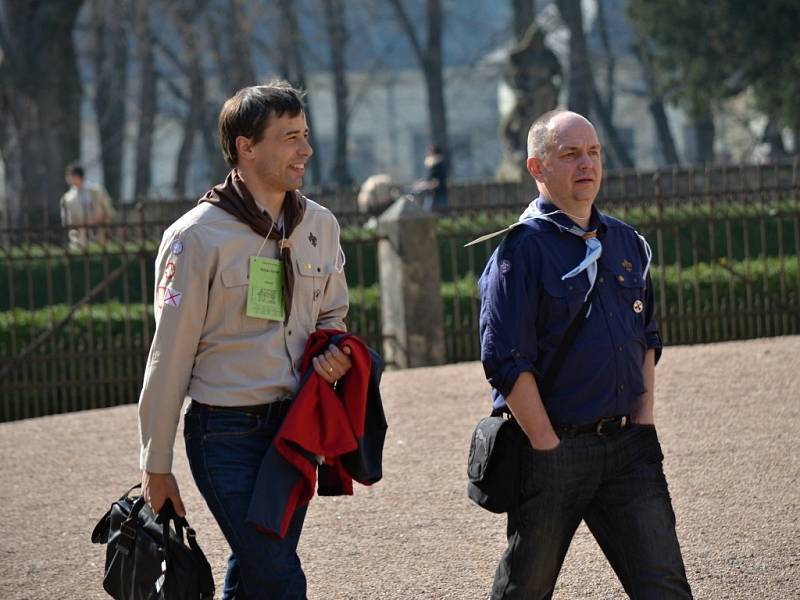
[{"xmin": 480, "ymin": 110, "xmax": 692, "ymax": 599}]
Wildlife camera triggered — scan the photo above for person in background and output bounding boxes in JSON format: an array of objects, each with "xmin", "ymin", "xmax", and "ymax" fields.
[
  {"xmin": 60, "ymin": 162, "xmax": 115, "ymax": 248},
  {"xmin": 415, "ymin": 144, "xmax": 448, "ymax": 213}
]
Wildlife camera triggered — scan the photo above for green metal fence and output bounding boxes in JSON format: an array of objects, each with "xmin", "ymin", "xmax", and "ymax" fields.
[{"xmin": 2, "ymin": 161, "xmax": 800, "ymax": 419}]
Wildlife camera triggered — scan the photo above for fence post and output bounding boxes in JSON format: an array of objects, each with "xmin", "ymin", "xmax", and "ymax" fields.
[{"xmin": 375, "ymin": 197, "xmax": 446, "ymax": 368}]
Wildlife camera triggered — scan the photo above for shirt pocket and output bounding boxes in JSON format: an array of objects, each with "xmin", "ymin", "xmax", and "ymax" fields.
[
  {"xmin": 541, "ymin": 277, "xmax": 588, "ymax": 325},
  {"xmin": 220, "ymin": 267, "xmax": 272, "ymax": 333},
  {"xmin": 292, "ymin": 255, "xmax": 333, "ymax": 329},
  {"xmin": 609, "ymin": 266, "xmax": 649, "ymax": 341}
]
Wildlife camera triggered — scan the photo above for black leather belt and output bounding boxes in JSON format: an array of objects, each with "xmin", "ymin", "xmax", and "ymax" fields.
[
  {"xmin": 192, "ymin": 398, "xmax": 292, "ymax": 418},
  {"xmin": 555, "ymin": 415, "xmax": 631, "ymax": 437}
]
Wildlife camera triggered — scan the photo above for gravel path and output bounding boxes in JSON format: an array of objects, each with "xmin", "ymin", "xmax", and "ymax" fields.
[{"xmin": 1, "ymin": 336, "xmax": 798, "ymax": 599}]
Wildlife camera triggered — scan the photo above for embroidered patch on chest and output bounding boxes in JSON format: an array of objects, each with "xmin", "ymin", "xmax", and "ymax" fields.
[
  {"xmin": 633, "ymin": 299, "xmax": 644, "ymax": 314},
  {"xmin": 171, "ymin": 240, "xmax": 184, "ymax": 255},
  {"xmin": 308, "ymin": 232, "xmax": 318, "ymax": 247},
  {"xmin": 622, "ymin": 259, "xmax": 633, "ymax": 272},
  {"xmin": 499, "ymin": 259, "xmax": 512, "ymax": 274}
]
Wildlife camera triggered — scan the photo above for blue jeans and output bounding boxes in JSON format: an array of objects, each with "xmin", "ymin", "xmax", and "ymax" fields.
[
  {"xmin": 184, "ymin": 401, "xmax": 308, "ymax": 600},
  {"xmin": 491, "ymin": 423, "xmax": 692, "ymax": 599}
]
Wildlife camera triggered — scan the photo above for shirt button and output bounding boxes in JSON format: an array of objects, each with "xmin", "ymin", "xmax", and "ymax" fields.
[
  {"xmin": 618, "ymin": 345, "xmax": 623, "ymax": 352},
  {"xmin": 288, "ymin": 330, "xmax": 292, "ymax": 336},
  {"xmin": 598, "ymin": 276, "xmax": 604, "ymax": 283},
  {"xmin": 619, "ymin": 384, "xmax": 625, "ymax": 391},
  {"xmin": 608, "ymin": 311, "xmax": 613, "ymax": 317}
]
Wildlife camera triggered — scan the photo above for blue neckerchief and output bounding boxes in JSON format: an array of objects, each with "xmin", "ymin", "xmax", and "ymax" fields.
[
  {"xmin": 519, "ymin": 197, "xmax": 603, "ymax": 311},
  {"xmin": 465, "ymin": 196, "xmax": 653, "ymax": 298}
]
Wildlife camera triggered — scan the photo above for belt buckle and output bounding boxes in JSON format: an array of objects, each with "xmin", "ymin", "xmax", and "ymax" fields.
[
  {"xmin": 596, "ymin": 415, "xmax": 627, "ymax": 436},
  {"xmin": 595, "ymin": 419, "xmax": 606, "ymax": 436}
]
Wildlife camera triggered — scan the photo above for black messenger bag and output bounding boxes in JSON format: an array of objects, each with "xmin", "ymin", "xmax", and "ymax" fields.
[
  {"xmin": 467, "ymin": 283, "xmax": 597, "ymax": 513},
  {"xmin": 91, "ymin": 484, "xmax": 214, "ymax": 600},
  {"xmin": 467, "ymin": 414, "xmax": 523, "ymax": 512}
]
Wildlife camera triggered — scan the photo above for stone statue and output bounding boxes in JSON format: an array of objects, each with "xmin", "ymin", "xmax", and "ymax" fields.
[{"xmin": 496, "ymin": 23, "xmax": 562, "ymax": 182}]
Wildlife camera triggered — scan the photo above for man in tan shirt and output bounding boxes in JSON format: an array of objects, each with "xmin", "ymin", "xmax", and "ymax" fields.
[
  {"xmin": 60, "ymin": 163, "xmax": 115, "ymax": 249},
  {"xmin": 139, "ymin": 80, "xmax": 352, "ymax": 599}
]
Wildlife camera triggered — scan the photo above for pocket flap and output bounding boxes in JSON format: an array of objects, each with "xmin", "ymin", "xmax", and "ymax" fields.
[
  {"xmin": 611, "ymin": 269, "xmax": 644, "ymax": 288},
  {"xmin": 295, "ymin": 257, "xmax": 336, "ymax": 277},
  {"xmin": 543, "ymin": 278, "xmax": 586, "ymax": 298},
  {"xmin": 221, "ymin": 268, "xmax": 248, "ymax": 288},
  {"xmin": 467, "ymin": 416, "xmax": 518, "ymax": 482}
]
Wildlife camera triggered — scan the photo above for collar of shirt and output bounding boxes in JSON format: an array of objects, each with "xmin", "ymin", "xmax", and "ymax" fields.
[{"xmin": 524, "ymin": 196, "xmax": 608, "ymax": 238}]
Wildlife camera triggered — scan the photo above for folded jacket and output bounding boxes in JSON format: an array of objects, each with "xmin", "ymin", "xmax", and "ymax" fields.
[{"xmin": 246, "ymin": 329, "xmax": 387, "ymax": 538}]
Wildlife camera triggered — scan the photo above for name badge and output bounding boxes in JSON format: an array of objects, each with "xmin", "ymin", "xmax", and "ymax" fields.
[{"xmin": 246, "ymin": 256, "xmax": 284, "ymax": 321}]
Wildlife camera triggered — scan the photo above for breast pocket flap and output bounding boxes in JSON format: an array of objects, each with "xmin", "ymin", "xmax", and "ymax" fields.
[{"xmin": 221, "ymin": 268, "xmax": 248, "ymax": 288}]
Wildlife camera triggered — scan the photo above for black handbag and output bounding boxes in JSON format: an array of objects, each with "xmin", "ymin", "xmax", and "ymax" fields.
[
  {"xmin": 91, "ymin": 484, "xmax": 215, "ymax": 600},
  {"xmin": 467, "ymin": 283, "xmax": 598, "ymax": 513}
]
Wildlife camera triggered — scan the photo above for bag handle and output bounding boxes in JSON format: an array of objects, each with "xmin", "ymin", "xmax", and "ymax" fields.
[{"xmin": 158, "ymin": 499, "xmax": 215, "ymax": 599}]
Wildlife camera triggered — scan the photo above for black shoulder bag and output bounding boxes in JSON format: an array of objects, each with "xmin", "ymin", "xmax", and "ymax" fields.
[
  {"xmin": 467, "ymin": 284, "xmax": 598, "ymax": 513},
  {"xmin": 91, "ymin": 484, "xmax": 215, "ymax": 600}
]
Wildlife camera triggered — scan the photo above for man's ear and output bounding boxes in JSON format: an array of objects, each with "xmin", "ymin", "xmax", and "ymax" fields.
[
  {"xmin": 235, "ymin": 136, "xmax": 253, "ymax": 162},
  {"xmin": 527, "ymin": 156, "xmax": 544, "ymax": 182}
]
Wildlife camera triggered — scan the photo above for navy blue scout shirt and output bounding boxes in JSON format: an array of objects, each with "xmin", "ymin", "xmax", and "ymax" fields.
[{"xmin": 479, "ymin": 198, "xmax": 662, "ymax": 426}]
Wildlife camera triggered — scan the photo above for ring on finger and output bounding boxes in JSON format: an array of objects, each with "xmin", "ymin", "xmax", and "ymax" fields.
[{"xmin": 327, "ymin": 366, "xmax": 334, "ymax": 374}]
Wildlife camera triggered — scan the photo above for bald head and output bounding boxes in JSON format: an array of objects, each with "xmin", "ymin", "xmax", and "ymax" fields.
[{"xmin": 527, "ymin": 110, "xmax": 597, "ymax": 159}]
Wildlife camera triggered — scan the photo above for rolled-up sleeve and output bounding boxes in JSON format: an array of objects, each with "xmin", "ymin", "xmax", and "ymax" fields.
[
  {"xmin": 643, "ymin": 269, "xmax": 663, "ymax": 364},
  {"xmin": 479, "ymin": 233, "xmax": 541, "ymax": 398}
]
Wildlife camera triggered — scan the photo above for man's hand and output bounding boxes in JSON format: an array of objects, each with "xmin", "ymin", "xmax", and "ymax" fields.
[
  {"xmin": 529, "ymin": 428, "xmax": 561, "ymax": 451},
  {"xmin": 141, "ymin": 471, "xmax": 186, "ymax": 517},
  {"xmin": 312, "ymin": 344, "xmax": 352, "ymax": 384},
  {"xmin": 632, "ymin": 349, "xmax": 656, "ymax": 425}
]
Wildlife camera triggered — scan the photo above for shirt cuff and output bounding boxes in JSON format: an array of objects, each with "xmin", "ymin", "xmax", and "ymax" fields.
[
  {"xmin": 646, "ymin": 331, "xmax": 663, "ymax": 365},
  {"xmin": 140, "ymin": 447, "xmax": 173, "ymax": 473},
  {"xmin": 485, "ymin": 349, "xmax": 539, "ymax": 398}
]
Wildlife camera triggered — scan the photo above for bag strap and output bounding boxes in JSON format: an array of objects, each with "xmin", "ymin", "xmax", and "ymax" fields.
[
  {"xmin": 538, "ymin": 283, "xmax": 599, "ymax": 400},
  {"xmin": 158, "ymin": 500, "xmax": 215, "ymax": 599}
]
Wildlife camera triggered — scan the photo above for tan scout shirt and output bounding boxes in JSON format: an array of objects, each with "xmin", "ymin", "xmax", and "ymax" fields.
[
  {"xmin": 138, "ymin": 198, "xmax": 348, "ymax": 472},
  {"xmin": 60, "ymin": 183, "xmax": 115, "ymax": 247}
]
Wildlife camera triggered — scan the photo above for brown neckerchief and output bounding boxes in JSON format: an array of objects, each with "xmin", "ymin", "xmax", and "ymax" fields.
[{"xmin": 199, "ymin": 169, "xmax": 307, "ymax": 323}]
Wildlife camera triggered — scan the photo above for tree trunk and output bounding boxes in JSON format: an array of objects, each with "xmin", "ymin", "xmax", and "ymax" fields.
[
  {"xmin": 634, "ymin": 37, "xmax": 680, "ymax": 166},
  {"xmin": 277, "ymin": 0, "xmax": 321, "ymax": 185},
  {"xmin": 511, "ymin": 0, "xmax": 535, "ymax": 42},
  {"xmin": 0, "ymin": 0, "xmax": 84, "ymax": 226},
  {"xmin": 133, "ymin": 1, "xmax": 156, "ymax": 199},
  {"xmin": 91, "ymin": 0, "xmax": 129, "ymax": 200},
  {"xmin": 322, "ymin": 0, "xmax": 352, "ymax": 184},
  {"xmin": 649, "ymin": 99, "xmax": 681, "ymax": 166},
  {"xmin": 556, "ymin": 0, "xmax": 632, "ymax": 167},
  {"xmin": 227, "ymin": 0, "xmax": 256, "ymax": 91},
  {"xmin": 691, "ymin": 103, "xmax": 715, "ymax": 164},
  {"xmin": 763, "ymin": 117, "xmax": 788, "ymax": 160},
  {"xmin": 595, "ymin": 0, "xmax": 615, "ymax": 117},
  {"xmin": 556, "ymin": 0, "xmax": 591, "ymax": 116},
  {"xmin": 424, "ymin": 0, "xmax": 448, "ymax": 156},
  {"xmin": 173, "ymin": 18, "xmax": 206, "ymax": 196},
  {"xmin": 388, "ymin": 0, "xmax": 450, "ymax": 159}
]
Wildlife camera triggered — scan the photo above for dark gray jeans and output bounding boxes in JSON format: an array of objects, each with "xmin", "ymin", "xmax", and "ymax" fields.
[{"xmin": 491, "ymin": 423, "xmax": 693, "ymax": 600}]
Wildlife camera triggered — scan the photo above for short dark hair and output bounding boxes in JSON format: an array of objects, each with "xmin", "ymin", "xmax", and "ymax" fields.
[
  {"xmin": 65, "ymin": 162, "xmax": 85, "ymax": 179},
  {"xmin": 218, "ymin": 79, "xmax": 306, "ymax": 167},
  {"xmin": 526, "ymin": 109, "xmax": 568, "ymax": 158}
]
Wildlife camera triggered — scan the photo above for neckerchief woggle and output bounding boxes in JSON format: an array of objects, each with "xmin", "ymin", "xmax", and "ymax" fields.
[{"xmin": 466, "ymin": 197, "xmax": 652, "ymax": 315}]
